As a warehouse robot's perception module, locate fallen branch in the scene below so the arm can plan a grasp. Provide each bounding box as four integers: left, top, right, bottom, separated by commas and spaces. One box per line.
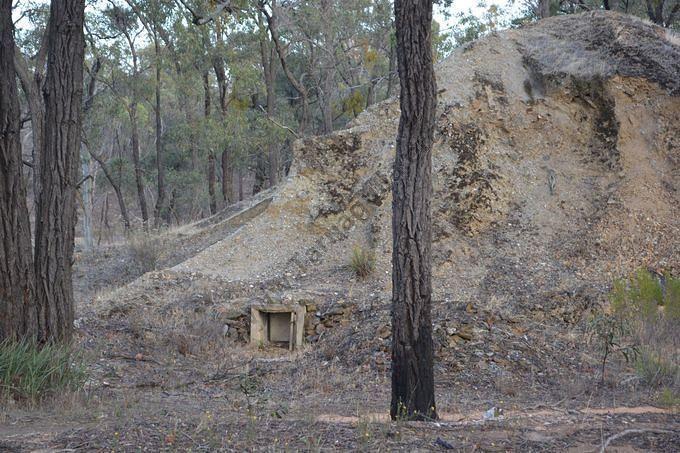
258, 105, 299, 138
104, 353, 161, 365
600, 428, 676, 453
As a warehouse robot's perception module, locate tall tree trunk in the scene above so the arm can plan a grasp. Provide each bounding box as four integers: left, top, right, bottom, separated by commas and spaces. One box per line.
261, 1, 310, 134
391, 0, 437, 421
538, 0, 550, 18
259, 11, 279, 187
152, 34, 167, 228
0, 0, 37, 341
80, 156, 94, 250
33, 0, 86, 342
129, 104, 149, 229
386, 37, 396, 98
213, 19, 235, 205
203, 70, 218, 215
221, 149, 234, 204
14, 36, 47, 206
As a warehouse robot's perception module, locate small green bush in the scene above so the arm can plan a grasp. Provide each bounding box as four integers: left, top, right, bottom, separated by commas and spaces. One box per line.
349, 246, 375, 279
0, 340, 85, 404
609, 269, 680, 391
128, 233, 162, 273
611, 269, 679, 320
657, 387, 680, 409
587, 313, 638, 383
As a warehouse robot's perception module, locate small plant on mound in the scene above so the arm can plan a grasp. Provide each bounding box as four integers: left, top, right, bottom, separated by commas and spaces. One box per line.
0, 340, 85, 404
127, 232, 162, 273
609, 269, 680, 390
587, 313, 638, 384
349, 246, 375, 278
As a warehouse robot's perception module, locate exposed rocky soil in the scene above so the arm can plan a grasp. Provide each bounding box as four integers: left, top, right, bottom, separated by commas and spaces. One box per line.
2, 11, 679, 452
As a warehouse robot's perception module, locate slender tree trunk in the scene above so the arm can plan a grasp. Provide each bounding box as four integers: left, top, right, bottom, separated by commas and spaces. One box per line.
0, 0, 37, 341
262, 1, 310, 134
152, 34, 167, 228
259, 11, 280, 187
386, 36, 396, 98
14, 37, 47, 205
221, 149, 234, 204
391, 0, 437, 421
128, 104, 149, 229
538, 0, 550, 18
87, 146, 130, 230
208, 151, 218, 214
203, 70, 218, 215
33, 0, 86, 342
213, 20, 235, 205
80, 157, 94, 250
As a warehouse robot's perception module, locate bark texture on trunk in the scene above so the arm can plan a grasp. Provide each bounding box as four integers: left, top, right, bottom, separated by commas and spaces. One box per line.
33, 0, 85, 342
0, 0, 37, 341
391, 0, 437, 421
539, 0, 551, 18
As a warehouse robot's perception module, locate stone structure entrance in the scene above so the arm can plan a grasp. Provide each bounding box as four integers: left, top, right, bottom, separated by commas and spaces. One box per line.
250, 304, 306, 350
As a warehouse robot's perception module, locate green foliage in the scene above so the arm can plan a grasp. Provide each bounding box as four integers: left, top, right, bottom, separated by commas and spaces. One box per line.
0, 340, 86, 404
657, 388, 680, 409
608, 269, 680, 390
349, 246, 375, 279
611, 269, 680, 320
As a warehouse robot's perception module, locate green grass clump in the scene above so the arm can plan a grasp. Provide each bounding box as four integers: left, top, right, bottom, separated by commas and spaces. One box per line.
349, 246, 375, 279
635, 348, 680, 388
0, 340, 86, 404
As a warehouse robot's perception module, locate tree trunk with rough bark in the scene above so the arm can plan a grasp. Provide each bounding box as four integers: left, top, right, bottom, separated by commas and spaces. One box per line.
0, 0, 37, 341
129, 104, 149, 229
33, 0, 86, 342
391, 0, 437, 421
14, 34, 47, 205
152, 33, 168, 228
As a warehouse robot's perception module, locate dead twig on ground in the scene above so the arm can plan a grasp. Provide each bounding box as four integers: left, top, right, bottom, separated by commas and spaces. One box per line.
104, 353, 162, 365
599, 428, 676, 453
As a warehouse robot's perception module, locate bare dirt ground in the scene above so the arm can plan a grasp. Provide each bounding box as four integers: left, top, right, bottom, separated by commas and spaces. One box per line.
2, 12, 679, 452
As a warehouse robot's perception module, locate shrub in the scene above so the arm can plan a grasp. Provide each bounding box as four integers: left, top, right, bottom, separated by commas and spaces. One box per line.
609, 269, 680, 390
587, 313, 638, 383
611, 269, 679, 320
635, 348, 680, 388
349, 246, 375, 278
0, 340, 86, 404
127, 232, 162, 273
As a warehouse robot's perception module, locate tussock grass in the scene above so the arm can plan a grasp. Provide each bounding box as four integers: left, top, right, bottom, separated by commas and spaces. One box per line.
127, 232, 163, 273
0, 340, 86, 404
349, 246, 375, 279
